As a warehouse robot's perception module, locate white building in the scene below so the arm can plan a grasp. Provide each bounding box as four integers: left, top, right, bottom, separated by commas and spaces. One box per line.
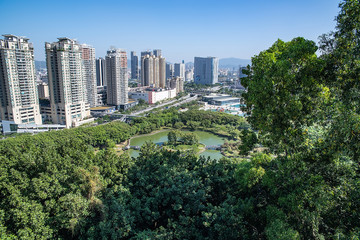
106, 49, 128, 107
194, 57, 219, 85
45, 37, 91, 128
130, 88, 176, 104
0, 34, 42, 124
185, 69, 194, 81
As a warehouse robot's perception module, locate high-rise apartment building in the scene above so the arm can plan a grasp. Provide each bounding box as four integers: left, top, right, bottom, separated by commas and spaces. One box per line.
141, 54, 153, 86
159, 57, 166, 88
194, 57, 219, 85
45, 37, 90, 128
174, 62, 185, 81
106, 49, 128, 106
141, 54, 166, 88
96, 57, 106, 86
0, 35, 42, 124
166, 63, 174, 80
38, 82, 49, 99
167, 77, 184, 93
82, 44, 97, 107
131, 51, 139, 80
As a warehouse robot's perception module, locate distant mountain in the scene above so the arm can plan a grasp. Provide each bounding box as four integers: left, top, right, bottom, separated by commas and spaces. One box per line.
219, 58, 251, 69
35, 60, 46, 70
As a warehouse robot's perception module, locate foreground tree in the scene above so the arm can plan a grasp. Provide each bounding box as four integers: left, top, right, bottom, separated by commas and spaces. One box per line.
241, 37, 328, 153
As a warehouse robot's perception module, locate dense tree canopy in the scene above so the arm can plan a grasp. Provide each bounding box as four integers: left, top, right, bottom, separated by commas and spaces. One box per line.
2, 0, 360, 239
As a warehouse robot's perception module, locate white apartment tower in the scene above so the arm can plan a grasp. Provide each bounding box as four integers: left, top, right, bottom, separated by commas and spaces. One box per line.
106, 49, 128, 106
45, 38, 90, 128
0, 34, 42, 124
82, 44, 97, 107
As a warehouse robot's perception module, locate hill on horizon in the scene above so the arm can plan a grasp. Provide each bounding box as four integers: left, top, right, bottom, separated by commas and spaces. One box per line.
219, 58, 251, 68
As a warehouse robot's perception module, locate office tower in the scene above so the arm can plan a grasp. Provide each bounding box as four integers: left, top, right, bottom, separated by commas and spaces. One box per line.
174, 62, 185, 81
45, 37, 90, 128
141, 50, 152, 57
96, 57, 106, 86
0, 34, 42, 124
82, 44, 97, 107
131, 51, 139, 80
106, 49, 128, 106
194, 57, 219, 85
159, 57, 166, 88
166, 63, 174, 80
153, 49, 162, 57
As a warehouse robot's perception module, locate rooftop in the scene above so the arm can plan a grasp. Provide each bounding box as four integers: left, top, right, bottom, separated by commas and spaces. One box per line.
213, 97, 240, 102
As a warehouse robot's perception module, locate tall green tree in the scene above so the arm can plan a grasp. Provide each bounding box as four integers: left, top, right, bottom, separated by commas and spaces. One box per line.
241, 37, 327, 153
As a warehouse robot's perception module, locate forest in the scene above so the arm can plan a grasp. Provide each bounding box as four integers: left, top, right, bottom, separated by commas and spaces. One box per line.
1, 0, 360, 239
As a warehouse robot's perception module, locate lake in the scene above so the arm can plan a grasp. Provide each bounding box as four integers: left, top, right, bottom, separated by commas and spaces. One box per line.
128, 130, 226, 160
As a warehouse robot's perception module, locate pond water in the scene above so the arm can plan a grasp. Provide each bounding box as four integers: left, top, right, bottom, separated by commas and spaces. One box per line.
128, 130, 226, 160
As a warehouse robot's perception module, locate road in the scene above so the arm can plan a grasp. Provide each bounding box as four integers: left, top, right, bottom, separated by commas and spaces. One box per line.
131, 94, 197, 116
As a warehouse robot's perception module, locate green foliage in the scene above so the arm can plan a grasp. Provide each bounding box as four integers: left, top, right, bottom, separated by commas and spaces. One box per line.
3, 2, 360, 238
239, 129, 258, 155
180, 132, 199, 145
173, 121, 184, 129
167, 130, 177, 145
241, 37, 327, 153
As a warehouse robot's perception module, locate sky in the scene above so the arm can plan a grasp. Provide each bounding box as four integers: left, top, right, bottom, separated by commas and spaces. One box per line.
0, 0, 341, 63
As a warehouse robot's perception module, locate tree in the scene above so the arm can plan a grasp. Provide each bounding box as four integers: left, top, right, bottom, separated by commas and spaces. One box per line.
241, 37, 327, 153
239, 129, 258, 155
180, 132, 199, 145
173, 121, 184, 129
167, 131, 177, 145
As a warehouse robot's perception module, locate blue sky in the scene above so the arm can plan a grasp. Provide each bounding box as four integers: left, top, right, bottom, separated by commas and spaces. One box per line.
0, 0, 340, 63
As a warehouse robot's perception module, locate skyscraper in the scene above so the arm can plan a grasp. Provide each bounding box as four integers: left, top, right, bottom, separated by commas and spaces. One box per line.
0, 34, 42, 124
45, 37, 90, 128
153, 49, 162, 57
96, 57, 106, 86
131, 51, 139, 80
106, 49, 128, 106
82, 44, 97, 108
194, 57, 219, 85
141, 50, 152, 57
174, 62, 185, 81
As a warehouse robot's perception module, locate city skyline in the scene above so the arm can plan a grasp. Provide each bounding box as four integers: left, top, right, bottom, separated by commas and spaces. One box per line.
0, 0, 340, 63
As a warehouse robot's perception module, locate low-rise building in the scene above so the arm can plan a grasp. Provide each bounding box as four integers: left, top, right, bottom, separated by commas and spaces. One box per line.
0, 120, 66, 135
130, 88, 176, 104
